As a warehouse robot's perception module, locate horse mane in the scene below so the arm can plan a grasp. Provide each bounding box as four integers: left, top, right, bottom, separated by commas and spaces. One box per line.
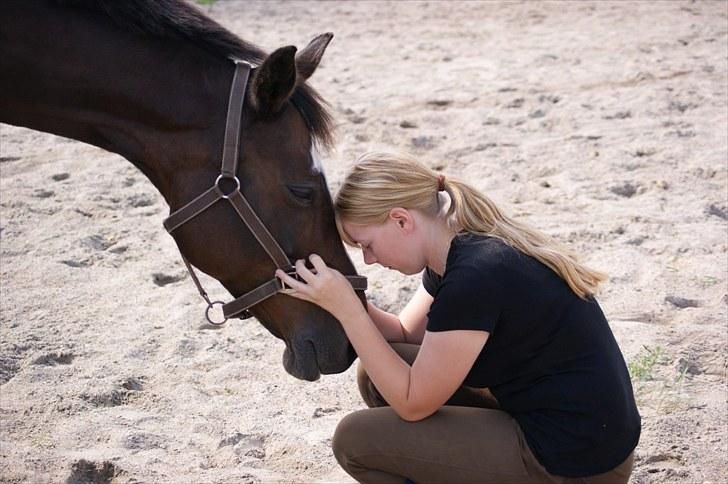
56, 0, 335, 149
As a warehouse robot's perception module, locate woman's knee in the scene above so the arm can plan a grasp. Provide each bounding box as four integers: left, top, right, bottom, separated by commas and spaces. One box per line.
357, 343, 420, 408
356, 361, 388, 408
332, 410, 368, 466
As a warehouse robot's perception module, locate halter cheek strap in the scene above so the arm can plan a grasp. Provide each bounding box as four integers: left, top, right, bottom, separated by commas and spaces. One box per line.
163, 60, 366, 325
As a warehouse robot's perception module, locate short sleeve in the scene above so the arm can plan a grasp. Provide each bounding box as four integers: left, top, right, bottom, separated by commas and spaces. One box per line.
426, 265, 502, 333
422, 267, 442, 296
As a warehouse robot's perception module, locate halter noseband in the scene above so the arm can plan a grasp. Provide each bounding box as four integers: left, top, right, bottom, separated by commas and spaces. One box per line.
163, 60, 367, 325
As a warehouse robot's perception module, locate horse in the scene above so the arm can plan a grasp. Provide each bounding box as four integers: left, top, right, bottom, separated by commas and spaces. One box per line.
0, 0, 366, 381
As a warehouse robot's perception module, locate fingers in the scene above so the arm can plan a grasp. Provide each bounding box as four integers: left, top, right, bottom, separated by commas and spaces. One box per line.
275, 269, 308, 293
276, 255, 336, 303
308, 254, 328, 272
309, 254, 343, 280
295, 258, 316, 283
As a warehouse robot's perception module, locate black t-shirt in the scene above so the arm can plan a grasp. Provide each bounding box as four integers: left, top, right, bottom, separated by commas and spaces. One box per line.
423, 233, 640, 477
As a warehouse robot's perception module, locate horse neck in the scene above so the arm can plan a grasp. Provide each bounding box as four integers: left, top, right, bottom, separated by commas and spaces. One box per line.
0, 1, 232, 200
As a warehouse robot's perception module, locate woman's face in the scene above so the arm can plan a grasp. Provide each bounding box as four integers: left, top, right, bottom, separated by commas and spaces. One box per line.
342, 217, 424, 275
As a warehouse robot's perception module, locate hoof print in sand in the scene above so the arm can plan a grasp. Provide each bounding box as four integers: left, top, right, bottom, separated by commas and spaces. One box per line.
52, 173, 70, 181
505, 98, 525, 109
127, 193, 156, 208
347, 114, 366, 124
664, 296, 699, 308
152, 272, 185, 287
312, 406, 340, 418
631, 147, 656, 158
676, 356, 703, 376
33, 189, 55, 198
426, 99, 452, 108
0, 356, 21, 385
61, 259, 91, 268
539, 94, 560, 104
218, 432, 266, 458
121, 376, 145, 391
65, 460, 121, 484
609, 182, 640, 198
705, 203, 727, 220
81, 389, 129, 408
124, 432, 166, 451
602, 110, 632, 120
411, 135, 436, 149
32, 352, 75, 366
81, 235, 116, 251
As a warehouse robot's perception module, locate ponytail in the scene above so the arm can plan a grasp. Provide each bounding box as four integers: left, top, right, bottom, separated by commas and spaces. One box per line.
335, 152, 606, 298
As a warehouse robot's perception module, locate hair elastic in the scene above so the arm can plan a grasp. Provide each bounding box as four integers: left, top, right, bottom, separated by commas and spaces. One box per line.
437, 174, 446, 191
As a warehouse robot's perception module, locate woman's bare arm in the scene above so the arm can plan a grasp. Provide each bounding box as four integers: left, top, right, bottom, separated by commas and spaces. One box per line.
398, 285, 433, 344
366, 284, 433, 344
277, 258, 488, 422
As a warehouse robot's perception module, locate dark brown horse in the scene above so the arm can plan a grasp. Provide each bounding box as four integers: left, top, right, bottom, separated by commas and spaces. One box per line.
0, 0, 364, 381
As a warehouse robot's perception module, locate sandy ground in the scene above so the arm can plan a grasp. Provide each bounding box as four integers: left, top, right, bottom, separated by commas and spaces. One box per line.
1, 1, 727, 483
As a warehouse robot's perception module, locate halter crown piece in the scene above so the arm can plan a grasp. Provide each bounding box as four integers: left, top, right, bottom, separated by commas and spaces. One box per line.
163, 59, 367, 325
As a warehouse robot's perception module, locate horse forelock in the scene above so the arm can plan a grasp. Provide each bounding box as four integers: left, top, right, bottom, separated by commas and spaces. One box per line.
54, 0, 335, 150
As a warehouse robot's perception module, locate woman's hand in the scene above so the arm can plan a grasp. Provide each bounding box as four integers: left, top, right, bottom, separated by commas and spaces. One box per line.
275, 254, 364, 322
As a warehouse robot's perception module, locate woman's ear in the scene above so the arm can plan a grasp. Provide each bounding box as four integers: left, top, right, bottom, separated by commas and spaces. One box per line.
389, 207, 411, 231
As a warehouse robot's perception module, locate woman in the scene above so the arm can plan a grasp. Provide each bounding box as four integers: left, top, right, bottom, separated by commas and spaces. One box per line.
276, 152, 640, 483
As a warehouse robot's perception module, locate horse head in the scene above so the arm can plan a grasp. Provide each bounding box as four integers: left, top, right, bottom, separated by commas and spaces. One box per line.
166, 34, 363, 381
0, 0, 360, 381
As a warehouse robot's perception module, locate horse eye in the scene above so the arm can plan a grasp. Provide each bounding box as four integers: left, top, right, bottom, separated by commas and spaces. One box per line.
286, 184, 315, 206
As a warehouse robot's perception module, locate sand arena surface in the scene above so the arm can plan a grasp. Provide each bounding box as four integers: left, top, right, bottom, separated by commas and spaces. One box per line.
1, 1, 726, 482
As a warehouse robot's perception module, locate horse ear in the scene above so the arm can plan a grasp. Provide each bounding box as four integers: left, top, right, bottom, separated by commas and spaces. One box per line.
295, 33, 333, 82
250, 45, 298, 117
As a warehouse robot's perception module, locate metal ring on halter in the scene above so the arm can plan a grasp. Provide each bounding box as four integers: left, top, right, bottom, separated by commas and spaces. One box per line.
214, 174, 241, 199
205, 300, 228, 325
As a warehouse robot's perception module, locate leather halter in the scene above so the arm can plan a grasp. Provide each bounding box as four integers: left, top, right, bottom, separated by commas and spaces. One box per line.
163, 60, 367, 325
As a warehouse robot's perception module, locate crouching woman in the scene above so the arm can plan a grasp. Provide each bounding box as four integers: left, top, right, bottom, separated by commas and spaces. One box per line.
276, 152, 640, 483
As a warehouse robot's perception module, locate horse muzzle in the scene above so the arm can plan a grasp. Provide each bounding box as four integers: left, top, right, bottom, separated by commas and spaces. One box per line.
282, 326, 356, 381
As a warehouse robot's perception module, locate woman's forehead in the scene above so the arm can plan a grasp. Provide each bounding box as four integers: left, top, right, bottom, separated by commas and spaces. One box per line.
341, 221, 379, 241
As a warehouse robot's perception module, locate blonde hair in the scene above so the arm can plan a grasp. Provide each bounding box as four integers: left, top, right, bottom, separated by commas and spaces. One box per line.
335, 152, 607, 299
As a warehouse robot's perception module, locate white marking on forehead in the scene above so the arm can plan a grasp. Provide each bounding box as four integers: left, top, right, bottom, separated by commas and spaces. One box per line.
310, 144, 325, 175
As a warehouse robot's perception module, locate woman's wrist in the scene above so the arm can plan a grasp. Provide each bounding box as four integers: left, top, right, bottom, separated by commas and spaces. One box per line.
334, 297, 370, 329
